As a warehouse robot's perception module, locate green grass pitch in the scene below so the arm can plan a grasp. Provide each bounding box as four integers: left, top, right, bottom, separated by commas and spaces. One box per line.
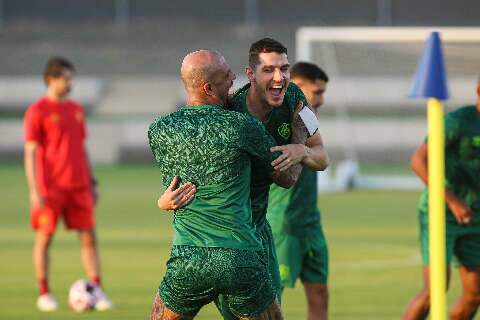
0, 164, 462, 319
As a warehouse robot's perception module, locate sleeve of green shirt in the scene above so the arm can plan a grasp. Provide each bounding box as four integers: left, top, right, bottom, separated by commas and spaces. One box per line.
147, 120, 164, 166
240, 115, 281, 173
289, 82, 309, 112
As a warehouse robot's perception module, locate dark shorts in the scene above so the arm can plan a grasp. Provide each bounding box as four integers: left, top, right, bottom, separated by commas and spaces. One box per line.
275, 225, 329, 288
214, 222, 281, 320
159, 245, 276, 318
420, 210, 480, 267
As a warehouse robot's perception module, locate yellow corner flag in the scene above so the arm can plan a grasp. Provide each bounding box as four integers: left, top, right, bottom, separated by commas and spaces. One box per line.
409, 32, 449, 320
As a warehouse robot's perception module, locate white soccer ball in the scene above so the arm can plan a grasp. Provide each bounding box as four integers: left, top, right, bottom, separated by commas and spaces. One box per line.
68, 279, 96, 312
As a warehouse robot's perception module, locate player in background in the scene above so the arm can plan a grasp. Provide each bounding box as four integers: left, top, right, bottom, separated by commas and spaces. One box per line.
403, 81, 480, 320
24, 57, 112, 312
148, 50, 301, 320
267, 62, 330, 320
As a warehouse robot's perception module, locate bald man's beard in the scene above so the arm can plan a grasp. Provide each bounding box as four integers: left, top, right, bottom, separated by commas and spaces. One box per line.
214, 89, 229, 107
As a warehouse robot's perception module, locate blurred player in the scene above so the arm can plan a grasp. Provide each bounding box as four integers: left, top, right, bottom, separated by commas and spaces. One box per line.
267, 62, 330, 320
148, 50, 298, 320
23, 57, 111, 311
403, 81, 480, 320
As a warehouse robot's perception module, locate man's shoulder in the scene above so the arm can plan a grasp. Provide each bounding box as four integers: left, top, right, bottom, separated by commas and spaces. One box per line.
26, 97, 48, 112
447, 105, 476, 123
66, 99, 84, 111
25, 98, 50, 121
148, 112, 174, 133
228, 83, 250, 112
285, 82, 304, 100
282, 82, 306, 111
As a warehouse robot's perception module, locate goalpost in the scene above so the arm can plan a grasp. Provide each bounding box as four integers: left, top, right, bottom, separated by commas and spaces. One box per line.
296, 27, 480, 191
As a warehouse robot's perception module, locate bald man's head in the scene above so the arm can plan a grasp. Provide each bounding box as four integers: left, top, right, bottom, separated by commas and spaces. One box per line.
181, 50, 222, 90
180, 50, 235, 107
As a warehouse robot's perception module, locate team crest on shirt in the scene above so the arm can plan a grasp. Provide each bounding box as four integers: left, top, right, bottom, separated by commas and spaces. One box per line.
473, 136, 480, 147
279, 264, 290, 281
48, 113, 60, 122
75, 111, 84, 123
278, 123, 291, 140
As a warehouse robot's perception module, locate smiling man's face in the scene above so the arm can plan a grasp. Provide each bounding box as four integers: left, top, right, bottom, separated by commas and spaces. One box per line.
248, 52, 290, 108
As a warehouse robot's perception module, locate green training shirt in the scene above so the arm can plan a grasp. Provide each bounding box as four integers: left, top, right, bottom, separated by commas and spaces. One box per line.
419, 105, 480, 223
267, 167, 320, 235
227, 82, 308, 227
148, 104, 279, 249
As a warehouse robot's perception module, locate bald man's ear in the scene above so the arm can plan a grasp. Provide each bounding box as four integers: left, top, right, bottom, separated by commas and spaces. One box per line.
203, 83, 214, 96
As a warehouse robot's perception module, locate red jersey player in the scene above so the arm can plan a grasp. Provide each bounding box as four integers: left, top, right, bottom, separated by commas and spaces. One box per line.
23, 57, 112, 312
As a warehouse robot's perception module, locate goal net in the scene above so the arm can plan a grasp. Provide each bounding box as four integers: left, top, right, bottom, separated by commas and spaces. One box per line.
296, 27, 480, 192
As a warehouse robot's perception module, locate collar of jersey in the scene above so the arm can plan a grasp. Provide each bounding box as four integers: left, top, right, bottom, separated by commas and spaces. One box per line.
181, 104, 219, 110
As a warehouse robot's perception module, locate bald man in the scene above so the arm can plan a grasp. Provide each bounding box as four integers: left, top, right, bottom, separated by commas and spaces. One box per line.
148, 51, 291, 319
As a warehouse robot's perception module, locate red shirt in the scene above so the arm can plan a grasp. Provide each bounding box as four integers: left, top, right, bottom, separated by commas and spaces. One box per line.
24, 97, 91, 194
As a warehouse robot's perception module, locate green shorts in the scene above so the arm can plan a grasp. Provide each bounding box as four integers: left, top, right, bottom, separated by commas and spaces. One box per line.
419, 210, 480, 267
159, 245, 275, 318
214, 221, 280, 320
274, 224, 328, 288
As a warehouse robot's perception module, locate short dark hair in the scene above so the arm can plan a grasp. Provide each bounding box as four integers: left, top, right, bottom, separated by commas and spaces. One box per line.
290, 62, 329, 82
43, 56, 75, 83
249, 38, 287, 68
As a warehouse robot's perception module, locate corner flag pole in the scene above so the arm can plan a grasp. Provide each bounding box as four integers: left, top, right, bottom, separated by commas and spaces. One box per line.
410, 31, 449, 320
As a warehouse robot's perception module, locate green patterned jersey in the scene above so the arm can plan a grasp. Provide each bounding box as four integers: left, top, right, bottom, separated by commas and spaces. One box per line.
148, 104, 279, 249
419, 106, 480, 223
227, 82, 308, 227
267, 167, 320, 235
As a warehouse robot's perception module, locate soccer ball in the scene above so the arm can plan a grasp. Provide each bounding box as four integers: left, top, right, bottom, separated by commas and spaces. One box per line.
68, 279, 96, 312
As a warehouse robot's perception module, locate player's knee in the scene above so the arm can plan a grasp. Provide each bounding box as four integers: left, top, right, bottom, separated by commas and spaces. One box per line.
463, 291, 480, 308
449, 295, 480, 320
255, 300, 283, 320
150, 293, 191, 320
79, 230, 97, 247
418, 288, 431, 308
35, 232, 53, 249
305, 283, 328, 303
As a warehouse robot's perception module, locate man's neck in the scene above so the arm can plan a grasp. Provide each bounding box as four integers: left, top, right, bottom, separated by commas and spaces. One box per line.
186, 96, 219, 107
246, 85, 273, 122
46, 90, 66, 102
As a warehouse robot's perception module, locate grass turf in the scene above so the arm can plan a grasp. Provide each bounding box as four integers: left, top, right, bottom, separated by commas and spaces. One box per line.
0, 164, 463, 319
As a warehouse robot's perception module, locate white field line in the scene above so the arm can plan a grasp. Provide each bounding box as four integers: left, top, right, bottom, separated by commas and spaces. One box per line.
335, 253, 421, 270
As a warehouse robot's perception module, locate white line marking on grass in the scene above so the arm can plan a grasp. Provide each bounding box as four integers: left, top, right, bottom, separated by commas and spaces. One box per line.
336, 253, 421, 270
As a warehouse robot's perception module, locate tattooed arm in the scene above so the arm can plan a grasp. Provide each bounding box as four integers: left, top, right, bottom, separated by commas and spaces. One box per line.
271, 101, 329, 172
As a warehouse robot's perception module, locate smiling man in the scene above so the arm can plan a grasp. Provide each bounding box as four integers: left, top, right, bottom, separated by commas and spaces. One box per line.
216, 38, 329, 319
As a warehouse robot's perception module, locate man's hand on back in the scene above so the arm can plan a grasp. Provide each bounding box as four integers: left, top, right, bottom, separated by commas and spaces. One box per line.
158, 176, 196, 211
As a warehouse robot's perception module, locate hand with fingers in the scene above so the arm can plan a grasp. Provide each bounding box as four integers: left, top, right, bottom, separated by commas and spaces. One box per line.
270, 144, 307, 172
448, 196, 473, 225
29, 189, 44, 210
157, 176, 196, 211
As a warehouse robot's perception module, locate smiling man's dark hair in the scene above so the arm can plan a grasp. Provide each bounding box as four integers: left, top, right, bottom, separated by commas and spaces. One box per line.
249, 38, 287, 69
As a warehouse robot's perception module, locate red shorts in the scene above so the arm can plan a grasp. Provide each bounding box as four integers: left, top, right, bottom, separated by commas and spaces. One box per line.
31, 188, 95, 234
